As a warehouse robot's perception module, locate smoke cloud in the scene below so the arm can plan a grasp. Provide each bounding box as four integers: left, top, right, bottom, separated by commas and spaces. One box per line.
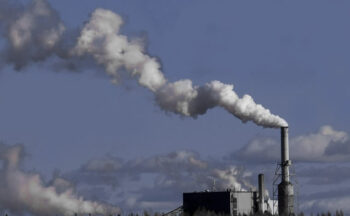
0, 0, 65, 69
66, 150, 254, 211
0, 144, 120, 216
155, 79, 287, 127
74, 150, 253, 191
72, 8, 287, 128
0, 0, 287, 128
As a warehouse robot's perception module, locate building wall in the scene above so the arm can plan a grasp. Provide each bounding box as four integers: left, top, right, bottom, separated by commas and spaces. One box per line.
231, 192, 254, 216
183, 191, 256, 216
183, 191, 231, 215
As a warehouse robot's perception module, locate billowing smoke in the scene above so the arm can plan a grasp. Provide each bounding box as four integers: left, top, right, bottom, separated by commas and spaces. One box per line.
72, 8, 287, 128
0, 0, 287, 128
72, 8, 166, 92
155, 79, 287, 127
0, 0, 65, 69
0, 144, 121, 216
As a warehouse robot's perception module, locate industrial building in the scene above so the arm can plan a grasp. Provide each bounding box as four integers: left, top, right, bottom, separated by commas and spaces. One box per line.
183, 174, 271, 216
181, 127, 294, 216
183, 191, 250, 215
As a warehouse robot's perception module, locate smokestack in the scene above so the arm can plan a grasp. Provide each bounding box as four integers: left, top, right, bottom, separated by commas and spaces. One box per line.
258, 173, 265, 213
281, 127, 290, 182
278, 127, 294, 216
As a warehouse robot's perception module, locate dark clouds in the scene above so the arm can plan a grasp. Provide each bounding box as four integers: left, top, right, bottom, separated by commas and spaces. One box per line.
63, 150, 253, 211
78, 150, 252, 191
298, 165, 350, 185
69, 146, 350, 214
296, 164, 350, 213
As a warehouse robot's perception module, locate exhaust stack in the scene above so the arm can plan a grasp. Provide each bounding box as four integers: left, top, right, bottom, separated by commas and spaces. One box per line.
258, 174, 265, 213
281, 126, 290, 182
278, 127, 294, 216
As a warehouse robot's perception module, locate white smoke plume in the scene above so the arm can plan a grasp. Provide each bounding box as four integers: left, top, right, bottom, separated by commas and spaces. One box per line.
0, 0, 65, 69
0, 144, 121, 216
0, 0, 287, 128
72, 8, 287, 128
72, 8, 166, 92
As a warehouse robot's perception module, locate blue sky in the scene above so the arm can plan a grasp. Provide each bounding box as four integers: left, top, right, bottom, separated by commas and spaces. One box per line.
0, 0, 350, 215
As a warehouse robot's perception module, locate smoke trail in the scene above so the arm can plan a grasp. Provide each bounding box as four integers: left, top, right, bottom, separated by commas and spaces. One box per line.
72, 9, 287, 128
0, 0, 287, 128
72, 8, 166, 92
0, 144, 121, 216
155, 79, 287, 127
0, 0, 65, 69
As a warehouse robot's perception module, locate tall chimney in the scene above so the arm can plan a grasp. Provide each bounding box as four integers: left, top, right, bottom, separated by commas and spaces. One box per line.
278, 127, 294, 216
258, 173, 265, 213
281, 127, 290, 182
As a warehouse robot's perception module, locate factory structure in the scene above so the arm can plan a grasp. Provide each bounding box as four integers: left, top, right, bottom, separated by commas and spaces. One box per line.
183, 174, 271, 216
180, 127, 295, 216
278, 127, 294, 216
